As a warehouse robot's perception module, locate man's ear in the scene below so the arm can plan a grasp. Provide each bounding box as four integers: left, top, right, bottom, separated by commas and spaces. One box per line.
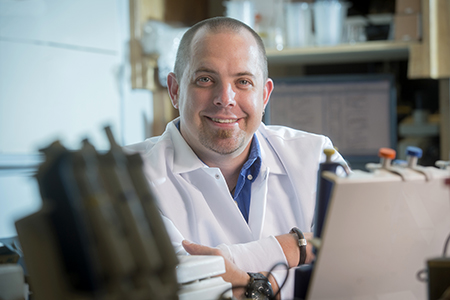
167, 72, 180, 109
263, 78, 274, 110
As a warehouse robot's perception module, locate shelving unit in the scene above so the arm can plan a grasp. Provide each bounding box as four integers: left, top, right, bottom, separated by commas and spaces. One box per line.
266, 40, 416, 65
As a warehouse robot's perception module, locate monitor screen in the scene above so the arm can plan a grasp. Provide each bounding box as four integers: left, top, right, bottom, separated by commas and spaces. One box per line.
265, 74, 397, 170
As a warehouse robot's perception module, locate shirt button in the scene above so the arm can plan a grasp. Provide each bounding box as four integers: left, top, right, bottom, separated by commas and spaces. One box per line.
215, 174, 220, 179
247, 174, 253, 180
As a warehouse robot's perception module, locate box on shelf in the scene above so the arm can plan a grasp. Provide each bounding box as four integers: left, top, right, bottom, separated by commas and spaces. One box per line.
394, 13, 421, 41
396, 0, 421, 14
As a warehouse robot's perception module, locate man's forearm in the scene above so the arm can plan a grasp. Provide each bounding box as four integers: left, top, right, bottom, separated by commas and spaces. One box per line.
217, 232, 314, 271
181, 232, 314, 299
275, 231, 315, 267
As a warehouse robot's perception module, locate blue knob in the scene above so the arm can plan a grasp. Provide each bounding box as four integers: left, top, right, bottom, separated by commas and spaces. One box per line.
406, 146, 423, 158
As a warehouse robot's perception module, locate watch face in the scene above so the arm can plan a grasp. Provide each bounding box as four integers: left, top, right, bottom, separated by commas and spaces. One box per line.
255, 283, 272, 299
257, 282, 272, 295
246, 273, 274, 300
248, 288, 270, 300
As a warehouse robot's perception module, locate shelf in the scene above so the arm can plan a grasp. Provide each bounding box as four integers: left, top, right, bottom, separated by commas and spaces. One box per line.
266, 40, 420, 65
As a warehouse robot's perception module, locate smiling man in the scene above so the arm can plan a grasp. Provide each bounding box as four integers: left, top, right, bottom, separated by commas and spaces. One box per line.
167, 21, 272, 195
127, 17, 346, 300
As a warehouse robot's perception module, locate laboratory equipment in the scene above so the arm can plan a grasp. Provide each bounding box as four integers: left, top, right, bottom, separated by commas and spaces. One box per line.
343, 14, 394, 44
313, 148, 350, 243
252, 0, 286, 50
298, 146, 450, 300
0, 264, 25, 300
397, 93, 440, 165
177, 255, 232, 300
425, 256, 450, 300
342, 16, 367, 44
295, 148, 349, 299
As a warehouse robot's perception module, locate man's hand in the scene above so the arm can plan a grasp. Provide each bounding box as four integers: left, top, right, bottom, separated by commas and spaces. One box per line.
182, 240, 250, 298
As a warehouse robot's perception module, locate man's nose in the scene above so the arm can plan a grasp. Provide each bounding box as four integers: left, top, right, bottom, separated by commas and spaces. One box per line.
214, 83, 236, 107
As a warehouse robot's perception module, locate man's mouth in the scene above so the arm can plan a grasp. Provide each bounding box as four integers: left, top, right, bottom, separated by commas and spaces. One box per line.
210, 117, 238, 124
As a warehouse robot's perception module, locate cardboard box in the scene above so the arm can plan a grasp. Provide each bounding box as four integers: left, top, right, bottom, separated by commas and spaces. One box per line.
394, 13, 421, 41
396, 0, 421, 14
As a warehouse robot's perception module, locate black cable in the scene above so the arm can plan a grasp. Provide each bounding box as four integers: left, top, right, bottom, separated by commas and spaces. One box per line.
267, 262, 289, 300
442, 231, 450, 257
416, 268, 428, 282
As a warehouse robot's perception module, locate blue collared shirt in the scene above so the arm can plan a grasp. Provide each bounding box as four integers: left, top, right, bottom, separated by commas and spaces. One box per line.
232, 135, 261, 223
176, 120, 261, 223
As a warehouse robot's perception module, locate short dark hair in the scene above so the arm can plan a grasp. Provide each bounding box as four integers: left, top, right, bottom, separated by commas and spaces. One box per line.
173, 17, 268, 81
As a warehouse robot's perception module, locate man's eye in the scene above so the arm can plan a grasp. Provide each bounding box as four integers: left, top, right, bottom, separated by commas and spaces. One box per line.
239, 79, 251, 86
197, 77, 211, 83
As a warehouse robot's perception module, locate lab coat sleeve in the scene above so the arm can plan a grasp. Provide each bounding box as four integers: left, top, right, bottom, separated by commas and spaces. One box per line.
161, 215, 188, 255
216, 235, 288, 272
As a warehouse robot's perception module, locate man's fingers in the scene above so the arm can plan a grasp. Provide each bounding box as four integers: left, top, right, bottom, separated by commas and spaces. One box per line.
182, 240, 219, 256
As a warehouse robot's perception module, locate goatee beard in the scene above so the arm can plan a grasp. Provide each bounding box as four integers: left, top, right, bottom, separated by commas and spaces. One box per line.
199, 127, 246, 155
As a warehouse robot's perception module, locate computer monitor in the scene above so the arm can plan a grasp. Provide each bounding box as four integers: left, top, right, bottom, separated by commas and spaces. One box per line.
265, 74, 397, 170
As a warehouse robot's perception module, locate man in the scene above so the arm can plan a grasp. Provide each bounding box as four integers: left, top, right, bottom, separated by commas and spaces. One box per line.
127, 16, 346, 299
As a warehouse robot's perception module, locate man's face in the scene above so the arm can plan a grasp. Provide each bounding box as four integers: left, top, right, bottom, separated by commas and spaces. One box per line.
168, 28, 273, 161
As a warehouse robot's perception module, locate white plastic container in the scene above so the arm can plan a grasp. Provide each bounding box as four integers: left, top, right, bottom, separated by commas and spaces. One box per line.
285, 2, 312, 48
313, 0, 350, 46
224, 0, 255, 29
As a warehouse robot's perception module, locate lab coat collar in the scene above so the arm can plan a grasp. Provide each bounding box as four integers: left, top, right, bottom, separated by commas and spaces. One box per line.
256, 123, 287, 176
165, 118, 207, 174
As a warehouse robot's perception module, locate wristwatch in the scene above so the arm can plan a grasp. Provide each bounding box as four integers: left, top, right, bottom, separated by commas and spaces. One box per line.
245, 272, 274, 300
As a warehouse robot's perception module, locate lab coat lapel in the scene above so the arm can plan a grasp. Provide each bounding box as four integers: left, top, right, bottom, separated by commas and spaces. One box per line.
248, 165, 269, 240
248, 127, 287, 239
183, 168, 254, 243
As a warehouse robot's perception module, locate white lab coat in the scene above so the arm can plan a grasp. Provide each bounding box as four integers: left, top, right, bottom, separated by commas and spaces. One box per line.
126, 118, 345, 299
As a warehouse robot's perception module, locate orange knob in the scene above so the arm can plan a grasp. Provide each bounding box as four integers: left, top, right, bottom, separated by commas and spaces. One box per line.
378, 147, 396, 159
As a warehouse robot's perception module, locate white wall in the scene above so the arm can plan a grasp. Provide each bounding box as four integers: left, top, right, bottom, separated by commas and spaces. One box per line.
0, 0, 154, 238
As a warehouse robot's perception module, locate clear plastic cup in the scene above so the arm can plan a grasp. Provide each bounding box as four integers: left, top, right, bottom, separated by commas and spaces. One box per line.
224, 1, 255, 29
313, 0, 350, 46
284, 2, 312, 48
